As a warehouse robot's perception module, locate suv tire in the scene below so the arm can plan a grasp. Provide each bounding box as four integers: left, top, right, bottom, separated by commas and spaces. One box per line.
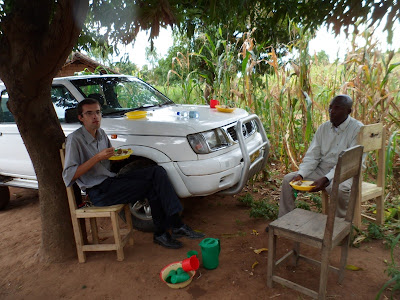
0, 186, 10, 210
129, 199, 155, 232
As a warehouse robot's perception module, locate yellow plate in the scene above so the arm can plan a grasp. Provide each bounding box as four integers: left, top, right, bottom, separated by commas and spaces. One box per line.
160, 261, 195, 289
125, 111, 147, 119
109, 149, 133, 161
215, 105, 235, 113
289, 180, 316, 191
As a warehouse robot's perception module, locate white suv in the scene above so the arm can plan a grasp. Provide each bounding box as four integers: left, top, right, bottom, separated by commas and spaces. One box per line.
0, 74, 269, 230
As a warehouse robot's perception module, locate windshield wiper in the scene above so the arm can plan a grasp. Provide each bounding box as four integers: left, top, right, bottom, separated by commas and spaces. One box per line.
102, 105, 157, 116
102, 109, 132, 116
160, 100, 175, 106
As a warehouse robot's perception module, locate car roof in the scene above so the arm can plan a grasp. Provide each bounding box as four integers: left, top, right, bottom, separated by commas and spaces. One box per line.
53, 74, 133, 82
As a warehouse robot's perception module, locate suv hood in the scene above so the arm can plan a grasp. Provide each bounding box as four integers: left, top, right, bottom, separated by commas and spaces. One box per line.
101, 104, 249, 136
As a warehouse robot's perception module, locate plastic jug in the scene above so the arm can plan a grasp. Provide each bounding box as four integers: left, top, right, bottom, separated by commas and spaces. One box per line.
199, 238, 220, 270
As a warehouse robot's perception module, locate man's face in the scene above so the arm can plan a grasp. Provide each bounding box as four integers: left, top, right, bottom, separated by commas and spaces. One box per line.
329, 98, 351, 127
78, 103, 102, 132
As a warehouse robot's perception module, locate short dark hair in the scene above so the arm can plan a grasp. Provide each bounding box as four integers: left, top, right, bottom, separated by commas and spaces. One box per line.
331, 94, 353, 110
77, 98, 100, 115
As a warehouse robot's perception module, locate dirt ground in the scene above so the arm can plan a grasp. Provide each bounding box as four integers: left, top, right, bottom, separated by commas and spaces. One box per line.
0, 186, 398, 300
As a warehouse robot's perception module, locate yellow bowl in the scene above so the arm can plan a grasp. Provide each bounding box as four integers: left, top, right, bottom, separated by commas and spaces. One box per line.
109, 149, 133, 161
125, 111, 147, 119
289, 180, 316, 191
160, 262, 195, 289
215, 105, 235, 113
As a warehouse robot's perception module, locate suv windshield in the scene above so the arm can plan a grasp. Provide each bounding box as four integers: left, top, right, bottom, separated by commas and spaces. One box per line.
71, 76, 174, 116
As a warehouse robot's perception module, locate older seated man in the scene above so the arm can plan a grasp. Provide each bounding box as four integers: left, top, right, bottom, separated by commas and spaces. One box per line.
268, 95, 363, 232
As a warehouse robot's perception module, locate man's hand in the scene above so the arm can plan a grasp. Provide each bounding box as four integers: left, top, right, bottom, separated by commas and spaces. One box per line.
96, 147, 115, 161
290, 174, 303, 183
310, 177, 329, 192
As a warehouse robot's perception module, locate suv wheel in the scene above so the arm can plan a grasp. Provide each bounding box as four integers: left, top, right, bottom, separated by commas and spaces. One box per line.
129, 199, 155, 232
0, 186, 10, 210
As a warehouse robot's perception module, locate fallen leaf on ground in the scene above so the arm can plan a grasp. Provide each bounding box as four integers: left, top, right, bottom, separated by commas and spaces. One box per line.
251, 229, 259, 236
252, 261, 259, 269
346, 264, 363, 271
254, 248, 268, 254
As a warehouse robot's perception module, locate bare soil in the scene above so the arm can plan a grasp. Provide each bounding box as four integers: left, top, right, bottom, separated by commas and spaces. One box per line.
0, 186, 398, 300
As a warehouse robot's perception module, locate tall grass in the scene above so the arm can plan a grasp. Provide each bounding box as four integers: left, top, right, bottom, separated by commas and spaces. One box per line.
163, 25, 399, 184
159, 26, 400, 296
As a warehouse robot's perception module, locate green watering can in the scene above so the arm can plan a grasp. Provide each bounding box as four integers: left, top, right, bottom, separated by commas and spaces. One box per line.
199, 238, 220, 270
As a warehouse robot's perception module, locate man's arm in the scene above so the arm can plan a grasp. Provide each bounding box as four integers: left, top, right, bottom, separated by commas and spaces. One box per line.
62, 131, 115, 187
297, 126, 324, 179
71, 147, 115, 181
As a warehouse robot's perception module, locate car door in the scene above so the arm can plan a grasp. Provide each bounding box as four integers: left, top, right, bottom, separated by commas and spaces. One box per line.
0, 86, 80, 178
0, 90, 35, 177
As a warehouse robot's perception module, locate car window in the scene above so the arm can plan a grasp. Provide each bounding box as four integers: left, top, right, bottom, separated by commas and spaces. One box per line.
70, 77, 173, 116
51, 85, 78, 123
0, 90, 15, 123
0, 86, 78, 124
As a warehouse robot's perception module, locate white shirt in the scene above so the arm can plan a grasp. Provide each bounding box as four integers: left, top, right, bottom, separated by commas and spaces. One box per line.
298, 116, 363, 181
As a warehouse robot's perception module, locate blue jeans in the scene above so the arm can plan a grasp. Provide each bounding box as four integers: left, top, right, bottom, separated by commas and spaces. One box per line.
87, 165, 183, 232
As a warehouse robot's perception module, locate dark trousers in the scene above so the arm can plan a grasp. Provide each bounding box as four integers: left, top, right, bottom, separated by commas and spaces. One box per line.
87, 165, 183, 232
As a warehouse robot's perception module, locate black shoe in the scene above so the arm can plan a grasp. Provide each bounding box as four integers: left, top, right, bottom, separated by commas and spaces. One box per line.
265, 226, 269, 233
172, 224, 205, 239
153, 232, 183, 249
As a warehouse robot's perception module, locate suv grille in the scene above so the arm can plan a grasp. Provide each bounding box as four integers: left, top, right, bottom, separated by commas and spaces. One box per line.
225, 120, 256, 142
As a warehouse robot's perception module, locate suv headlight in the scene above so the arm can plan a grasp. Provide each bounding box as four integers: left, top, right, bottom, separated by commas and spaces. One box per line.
188, 128, 232, 154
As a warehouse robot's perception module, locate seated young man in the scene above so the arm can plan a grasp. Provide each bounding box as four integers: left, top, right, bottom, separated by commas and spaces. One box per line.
62, 98, 204, 249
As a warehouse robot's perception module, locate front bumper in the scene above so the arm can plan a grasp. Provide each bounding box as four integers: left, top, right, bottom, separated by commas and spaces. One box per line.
174, 115, 270, 197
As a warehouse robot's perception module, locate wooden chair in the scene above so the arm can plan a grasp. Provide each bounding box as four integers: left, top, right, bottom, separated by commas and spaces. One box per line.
322, 123, 385, 228
60, 144, 134, 263
267, 145, 363, 299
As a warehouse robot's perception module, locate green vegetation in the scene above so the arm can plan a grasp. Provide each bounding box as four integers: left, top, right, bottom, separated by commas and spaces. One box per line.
156, 25, 399, 174
143, 25, 400, 297
238, 193, 279, 220
376, 233, 400, 300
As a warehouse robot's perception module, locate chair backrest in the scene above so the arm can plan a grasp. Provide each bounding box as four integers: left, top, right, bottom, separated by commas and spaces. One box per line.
357, 123, 385, 187
60, 143, 81, 212
324, 145, 364, 244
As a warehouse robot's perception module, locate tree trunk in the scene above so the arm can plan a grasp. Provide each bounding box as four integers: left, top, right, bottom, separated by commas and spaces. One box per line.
0, 0, 89, 262
8, 86, 76, 261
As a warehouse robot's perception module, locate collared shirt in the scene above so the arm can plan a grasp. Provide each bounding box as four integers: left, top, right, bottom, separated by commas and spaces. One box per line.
298, 116, 363, 181
62, 126, 116, 191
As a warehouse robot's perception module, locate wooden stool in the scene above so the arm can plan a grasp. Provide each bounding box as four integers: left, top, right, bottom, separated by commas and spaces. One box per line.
61, 144, 134, 263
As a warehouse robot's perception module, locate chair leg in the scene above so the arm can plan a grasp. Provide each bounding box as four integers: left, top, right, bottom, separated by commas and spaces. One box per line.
90, 218, 99, 244
376, 195, 384, 225
111, 211, 124, 261
318, 247, 330, 299
292, 242, 300, 266
80, 219, 88, 244
267, 228, 276, 288
321, 190, 329, 215
71, 215, 86, 263
353, 196, 362, 229
338, 235, 350, 284
124, 204, 134, 245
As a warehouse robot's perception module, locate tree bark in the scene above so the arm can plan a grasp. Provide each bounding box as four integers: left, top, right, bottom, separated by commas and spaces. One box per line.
0, 0, 89, 262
